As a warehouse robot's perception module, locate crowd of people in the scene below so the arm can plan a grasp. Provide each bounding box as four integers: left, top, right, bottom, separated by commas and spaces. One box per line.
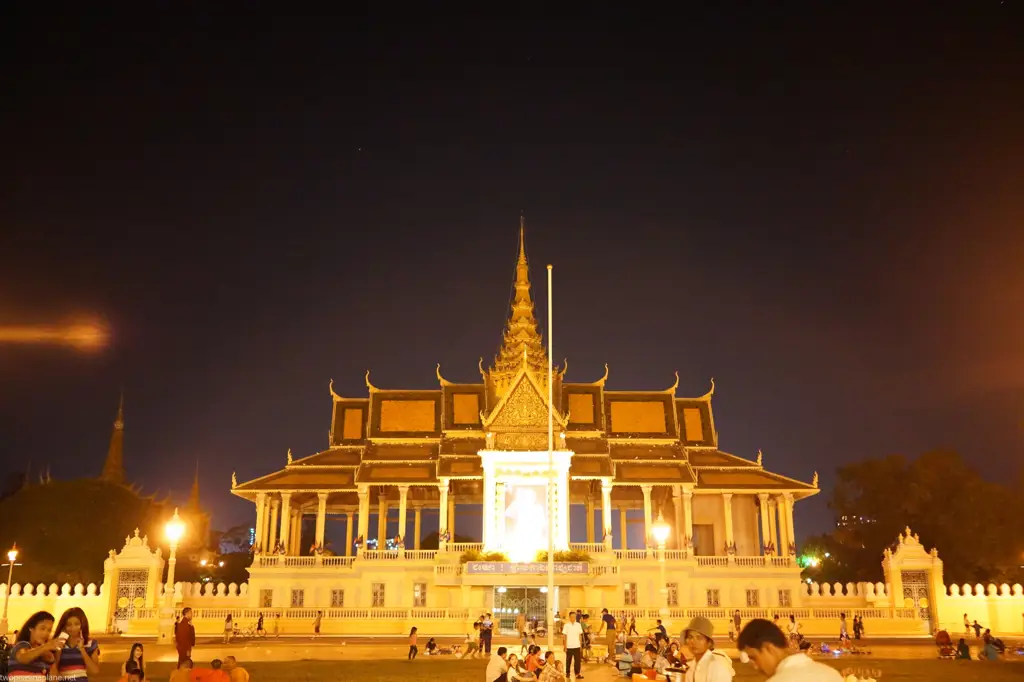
0, 606, 250, 681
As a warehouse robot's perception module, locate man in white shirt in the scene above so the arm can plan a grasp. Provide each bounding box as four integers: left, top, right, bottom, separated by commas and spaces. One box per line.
561, 611, 585, 679
737, 619, 843, 681
485, 646, 509, 682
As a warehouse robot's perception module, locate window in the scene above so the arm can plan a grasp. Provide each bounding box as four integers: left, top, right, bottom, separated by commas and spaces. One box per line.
331, 589, 345, 608
745, 589, 760, 607
260, 589, 273, 608
413, 583, 427, 608
290, 589, 304, 608
706, 589, 720, 607
666, 583, 679, 607
777, 589, 791, 607
372, 583, 386, 607
624, 583, 637, 606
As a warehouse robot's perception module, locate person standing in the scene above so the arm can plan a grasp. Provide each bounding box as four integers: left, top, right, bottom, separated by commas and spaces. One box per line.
174, 607, 196, 666
481, 613, 494, 654
53, 607, 101, 680
223, 614, 233, 644
562, 610, 584, 680
312, 611, 322, 640
598, 608, 617, 664
738, 618, 842, 681
408, 627, 419, 660
963, 613, 970, 637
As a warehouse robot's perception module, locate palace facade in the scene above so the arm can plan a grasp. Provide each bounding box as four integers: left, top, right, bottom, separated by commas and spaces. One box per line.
232, 226, 818, 631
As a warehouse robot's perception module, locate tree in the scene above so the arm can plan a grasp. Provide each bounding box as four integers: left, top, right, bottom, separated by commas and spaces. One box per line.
813, 450, 1024, 585
0, 479, 173, 585
218, 525, 253, 554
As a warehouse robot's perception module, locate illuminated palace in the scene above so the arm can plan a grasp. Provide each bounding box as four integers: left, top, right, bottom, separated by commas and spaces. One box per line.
233, 227, 818, 631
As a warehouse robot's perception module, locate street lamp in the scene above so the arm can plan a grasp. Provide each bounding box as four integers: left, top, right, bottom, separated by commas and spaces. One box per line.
0, 544, 20, 635
158, 509, 186, 643
651, 512, 672, 625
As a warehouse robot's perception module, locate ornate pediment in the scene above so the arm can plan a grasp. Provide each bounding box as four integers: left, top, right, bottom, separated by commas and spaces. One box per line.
482, 366, 567, 450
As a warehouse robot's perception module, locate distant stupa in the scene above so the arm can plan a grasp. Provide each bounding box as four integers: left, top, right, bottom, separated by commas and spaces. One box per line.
100, 391, 126, 485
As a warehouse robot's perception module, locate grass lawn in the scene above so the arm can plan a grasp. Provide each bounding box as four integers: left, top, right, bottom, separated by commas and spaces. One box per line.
94, 656, 1024, 681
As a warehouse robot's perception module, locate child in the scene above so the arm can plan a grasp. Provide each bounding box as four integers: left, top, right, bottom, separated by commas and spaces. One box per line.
408, 627, 418, 660
520, 628, 529, 655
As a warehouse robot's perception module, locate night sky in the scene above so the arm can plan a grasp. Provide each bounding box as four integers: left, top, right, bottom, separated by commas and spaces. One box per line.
3, 8, 1022, 546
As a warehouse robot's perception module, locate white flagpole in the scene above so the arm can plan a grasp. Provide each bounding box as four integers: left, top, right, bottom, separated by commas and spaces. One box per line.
546, 263, 555, 652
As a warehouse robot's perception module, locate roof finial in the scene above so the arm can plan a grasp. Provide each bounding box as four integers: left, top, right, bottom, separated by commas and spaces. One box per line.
100, 391, 126, 485
756, 449, 763, 466
490, 216, 547, 397
812, 471, 819, 488
287, 448, 293, 465
231, 471, 238, 488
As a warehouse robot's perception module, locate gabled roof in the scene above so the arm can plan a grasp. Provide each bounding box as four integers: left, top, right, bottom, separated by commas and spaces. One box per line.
437, 456, 484, 478
609, 443, 685, 461
695, 468, 817, 494
291, 448, 362, 467
483, 363, 567, 431
356, 462, 438, 484
232, 467, 356, 494
687, 449, 759, 468
615, 462, 696, 485
569, 456, 614, 479
363, 443, 438, 461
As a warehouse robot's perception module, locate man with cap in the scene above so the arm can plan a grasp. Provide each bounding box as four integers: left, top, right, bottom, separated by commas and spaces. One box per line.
681, 616, 735, 682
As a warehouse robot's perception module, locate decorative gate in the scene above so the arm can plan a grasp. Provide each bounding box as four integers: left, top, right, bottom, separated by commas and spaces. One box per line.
114, 568, 150, 622
494, 587, 548, 635
901, 570, 932, 629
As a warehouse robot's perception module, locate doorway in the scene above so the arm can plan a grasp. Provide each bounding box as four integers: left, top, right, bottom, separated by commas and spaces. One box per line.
493, 587, 549, 635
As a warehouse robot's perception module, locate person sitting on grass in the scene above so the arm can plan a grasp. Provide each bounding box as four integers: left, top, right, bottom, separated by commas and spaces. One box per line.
485, 646, 508, 682
223, 655, 250, 682
538, 654, 565, 682
737, 618, 842, 681
425, 637, 437, 655
956, 638, 971, 660
168, 658, 192, 682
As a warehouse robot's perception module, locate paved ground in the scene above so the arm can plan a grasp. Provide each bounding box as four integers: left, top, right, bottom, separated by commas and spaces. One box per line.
87, 635, 1024, 680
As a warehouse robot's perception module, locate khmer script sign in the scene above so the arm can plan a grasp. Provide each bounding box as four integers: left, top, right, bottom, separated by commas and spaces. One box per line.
465, 562, 589, 575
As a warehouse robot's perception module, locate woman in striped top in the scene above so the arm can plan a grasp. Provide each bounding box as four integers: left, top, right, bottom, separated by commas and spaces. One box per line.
8, 610, 61, 681
53, 607, 101, 679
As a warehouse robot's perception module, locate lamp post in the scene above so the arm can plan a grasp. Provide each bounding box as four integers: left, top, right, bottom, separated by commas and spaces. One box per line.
0, 544, 20, 635
158, 509, 186, 643
651, 512, 672, 626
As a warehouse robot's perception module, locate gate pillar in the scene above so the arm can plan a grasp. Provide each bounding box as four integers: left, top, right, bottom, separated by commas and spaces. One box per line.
106, 529, 166, 633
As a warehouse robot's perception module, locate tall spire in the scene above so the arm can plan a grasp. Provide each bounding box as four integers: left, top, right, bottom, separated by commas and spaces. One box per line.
187, 461, 200, 509
100, 391, 126, 485
488, 216, 548, 398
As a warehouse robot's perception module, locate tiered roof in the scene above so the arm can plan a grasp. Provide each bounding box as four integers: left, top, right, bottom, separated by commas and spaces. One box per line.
233, 223, 817, 502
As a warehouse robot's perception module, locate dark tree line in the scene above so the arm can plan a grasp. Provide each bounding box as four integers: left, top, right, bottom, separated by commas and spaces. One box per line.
802, 450, 1024, 586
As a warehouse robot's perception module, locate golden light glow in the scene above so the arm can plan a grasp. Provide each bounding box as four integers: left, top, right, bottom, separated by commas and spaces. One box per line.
0, 322, 109, 350
505, 485, 547, 562
651, 512, 671, 546
7, 545, 18, 562
165, 508, 186, 544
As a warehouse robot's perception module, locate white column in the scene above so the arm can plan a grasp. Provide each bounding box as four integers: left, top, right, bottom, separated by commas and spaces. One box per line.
722, 493, 734, 557
558, 475, 571, 549
357, 486, 370, 542
482, 475, 495, 549
601, 481, 613, 549
449, 495, 456, 536
377, 492, 388, 547
290, 512, 300, 554
268, 498, 280, 551
315, 493, 328, 547
494, 481, 505, 549
254, 493, 267, 552
672, 485, 684, 549
682, 489, 694, 550
438, 479, 450, 537
345, 511, 354, 556
585, 495, 595, 544
619, 506, 628, 550
771, 497, 783, 556
279, 492, 292, 553
758, 493, 772, 554
783, 493, 796, 555
641, 485, 654, 547
413, 506, 422, 550
398, 485, 409, 546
